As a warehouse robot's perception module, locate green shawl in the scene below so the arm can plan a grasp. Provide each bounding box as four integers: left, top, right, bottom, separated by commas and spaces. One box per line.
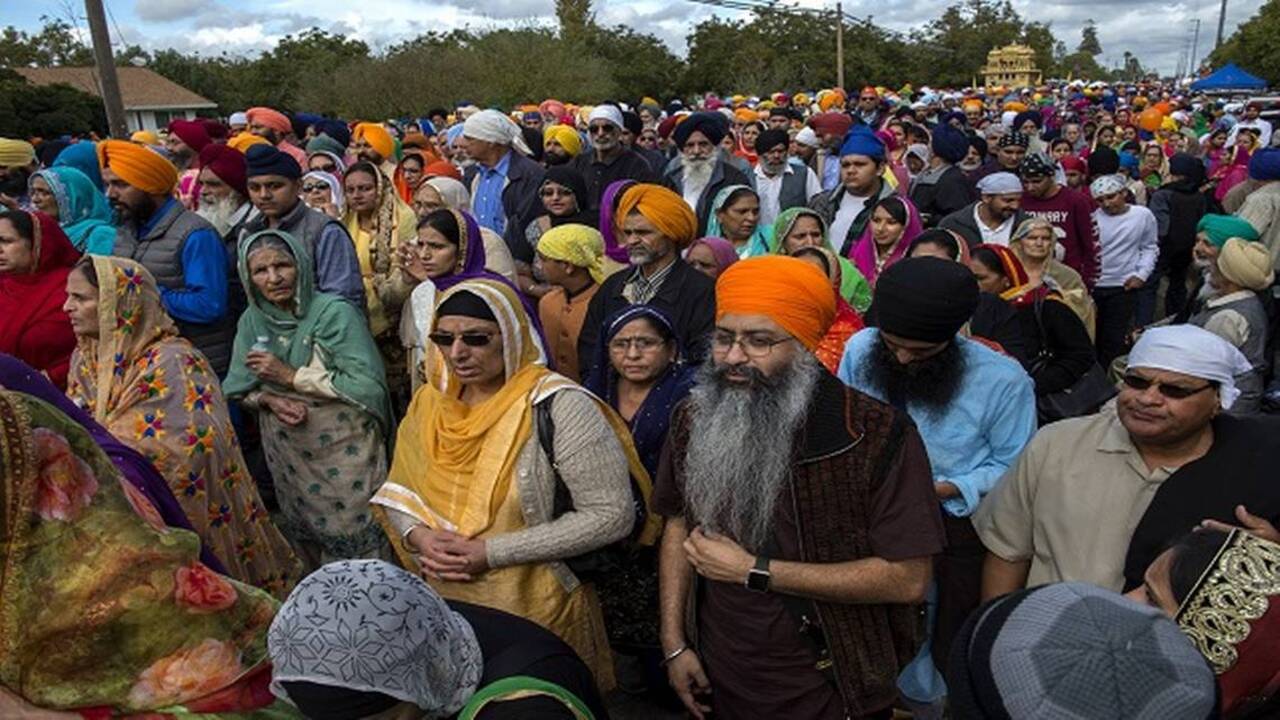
223, 229, 393, 436
769, 207, 873, 313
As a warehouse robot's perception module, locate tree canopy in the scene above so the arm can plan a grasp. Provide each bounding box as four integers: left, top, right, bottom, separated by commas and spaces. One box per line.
1209, 0, 1280, 84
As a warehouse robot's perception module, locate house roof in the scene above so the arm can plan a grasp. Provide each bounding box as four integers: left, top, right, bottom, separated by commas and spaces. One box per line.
13, 66, 217, 110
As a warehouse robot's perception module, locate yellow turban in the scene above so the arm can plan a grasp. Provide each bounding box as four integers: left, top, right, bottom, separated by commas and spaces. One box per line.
543, 125, 582, 157
97, 139, 178, 195
1218, 239, 1275, 291
715, 256, 836, 351
818, 89, 847, 112
130, 130, 159, 145
0, 138, 35, 167
615, 184, 697, 249
228, 133, 269, 153
353, 123, 395, 160
734, 108, 759, 124
537, 223, 604, 283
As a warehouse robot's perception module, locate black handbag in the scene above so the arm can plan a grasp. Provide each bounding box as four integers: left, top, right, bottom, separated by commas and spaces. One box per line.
1027, 298, 1117, 423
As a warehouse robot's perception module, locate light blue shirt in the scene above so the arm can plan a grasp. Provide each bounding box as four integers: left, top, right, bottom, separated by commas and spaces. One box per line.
837, 330, 1037, 517
472, 150, 512, 236
821, 151, 841, 191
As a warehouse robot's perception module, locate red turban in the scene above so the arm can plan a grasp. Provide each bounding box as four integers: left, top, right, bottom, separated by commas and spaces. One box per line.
1059, 154, 1085, 173
200, 118, 229, 141
615, 184, 697, 249
97, 140, 178, 195
424, 160, 462, 182
167, 119, 211, 153
245, 107, 292, 135
809, 112, 853, 138
197, 144, 248, 198
715, 256, 837, 351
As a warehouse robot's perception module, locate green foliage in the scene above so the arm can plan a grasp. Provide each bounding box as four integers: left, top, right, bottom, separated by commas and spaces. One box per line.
902, 0, 1058, 86
0, 68, 105, 136
1210, 0, 1280, 84
0, 17, 93, 68
1078, 20, 1102, 56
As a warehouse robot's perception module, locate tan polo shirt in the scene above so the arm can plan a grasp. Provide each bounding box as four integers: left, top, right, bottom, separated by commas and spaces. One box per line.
972, 408, 1172, 592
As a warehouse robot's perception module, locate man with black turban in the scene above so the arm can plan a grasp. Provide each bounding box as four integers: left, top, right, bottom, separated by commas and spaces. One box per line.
753, 128, 821, 228
660, 111, 751, 234
838, 257, 1037, 711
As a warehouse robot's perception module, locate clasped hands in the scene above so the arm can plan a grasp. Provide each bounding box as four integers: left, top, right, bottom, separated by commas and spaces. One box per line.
407, 525, 489, 581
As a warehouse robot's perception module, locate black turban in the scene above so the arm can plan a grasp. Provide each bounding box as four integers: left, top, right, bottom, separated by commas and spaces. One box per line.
931, 124, 970, 164
245, 143, 301, 180
673, 112, 728, 148
755, 129, 790, 155
872, 257, 979, 343
1087, 146, 1120, 176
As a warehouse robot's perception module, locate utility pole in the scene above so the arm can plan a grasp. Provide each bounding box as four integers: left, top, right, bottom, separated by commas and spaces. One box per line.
84, 0, 128, 138
1189, 19, 1201, 77
1215, 0, 1228, 48
835, 1, 844, 90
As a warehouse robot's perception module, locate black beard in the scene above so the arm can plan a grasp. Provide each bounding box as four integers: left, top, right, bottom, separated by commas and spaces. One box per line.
859, 336, 966, 415
112, 195, 158, 226
0, 168, 30, 197
544, 152, 572, 167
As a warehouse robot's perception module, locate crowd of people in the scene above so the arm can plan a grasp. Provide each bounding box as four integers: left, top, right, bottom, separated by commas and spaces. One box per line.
1, 77, 1279, 719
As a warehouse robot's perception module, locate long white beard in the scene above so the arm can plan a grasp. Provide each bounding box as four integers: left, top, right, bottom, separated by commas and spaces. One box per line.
682, 155, 715, 198
197, 195, 243, 237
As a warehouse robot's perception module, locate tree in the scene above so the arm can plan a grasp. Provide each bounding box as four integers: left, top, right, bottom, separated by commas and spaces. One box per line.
0, 68, 105, 136
556, 0, 594, 44
1210, 0, 1280, 84
1078, 19, 1102, 56
0, 17, 93, 68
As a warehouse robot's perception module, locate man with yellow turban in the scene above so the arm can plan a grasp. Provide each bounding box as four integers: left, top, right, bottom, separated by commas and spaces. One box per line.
536, 223, 604, 381
577, 183, 715, 376
542, 124, 582, 166
0, 138, 38, 211
246, 106, 307, 168
98, 139, 237, 375
352, 122, 398, 179
651, 254, 944, 720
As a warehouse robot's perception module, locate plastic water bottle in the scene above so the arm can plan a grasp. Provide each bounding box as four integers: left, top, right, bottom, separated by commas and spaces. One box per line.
251, 335, 271, 353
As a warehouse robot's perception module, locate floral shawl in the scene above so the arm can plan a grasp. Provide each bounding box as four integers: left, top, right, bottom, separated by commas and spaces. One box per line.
30, 166, 116, 254
0, 390, 281, 715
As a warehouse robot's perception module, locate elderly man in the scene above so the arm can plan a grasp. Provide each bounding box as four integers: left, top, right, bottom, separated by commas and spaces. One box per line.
975, 325, 1280, 600
660, 112, 750, 234
571, 104, 656, 211
195, 143, 254, 243
99, 139, 235, 375
461, 109, 545, 264
1090, 173, 1158, 366
754, 128, 822, 229
808, 111, 854, 192
351, 122, 398, 180
838, 257, 1036, 699
854, 87, 886, 128
656, 255, 944, 720
939, 172, 1027, 248
577, 184, 715, 376
237, 144, 364, 307
166, 119, 212, 210
542, 124, 581, 167
910, 123, 976, 228
808, 126, 898, 256
0, 138, 38, 210
1020, 152, 1101, 290
245, 106, 307, 167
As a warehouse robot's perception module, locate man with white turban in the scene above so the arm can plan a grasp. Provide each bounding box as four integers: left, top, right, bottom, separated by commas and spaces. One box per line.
976, 325, 1280, 601
571, 104, 656, 210
460, 109, 546, 269
939, 171, 1029, 247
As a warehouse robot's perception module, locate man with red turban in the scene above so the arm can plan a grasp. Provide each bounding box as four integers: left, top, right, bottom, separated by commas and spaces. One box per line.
652, 254, 944, 720
577, 183, 716, 375
245, 107, 307, 168
166, 119, 211, 210
195, 144, 250, 242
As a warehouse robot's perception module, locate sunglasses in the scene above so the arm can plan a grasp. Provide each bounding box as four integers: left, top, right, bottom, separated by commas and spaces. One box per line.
1121, 374, 1214, 400
301, 183, 329, 193
588, 124, 617, 135
428, 331, 495, 348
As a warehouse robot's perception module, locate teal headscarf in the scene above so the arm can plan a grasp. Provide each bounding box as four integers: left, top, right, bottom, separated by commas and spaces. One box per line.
769, 206, 872, 312
223, 229, 393, 436
30, 166, 115, 254
705, 185, 770, 258
1197, 214, 1260, 248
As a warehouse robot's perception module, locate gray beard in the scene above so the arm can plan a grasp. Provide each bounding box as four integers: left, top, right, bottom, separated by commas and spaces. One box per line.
682, 352, 821, 553
197, 195, 243, 237
681, 155, 715, 196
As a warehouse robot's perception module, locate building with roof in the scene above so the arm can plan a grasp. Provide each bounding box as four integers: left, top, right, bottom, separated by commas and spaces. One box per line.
14, 66, 217, 132
980, 45, 1043, 89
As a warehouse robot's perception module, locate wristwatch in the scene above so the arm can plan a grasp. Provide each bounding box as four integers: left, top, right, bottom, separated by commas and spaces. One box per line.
746, 554, 771, 593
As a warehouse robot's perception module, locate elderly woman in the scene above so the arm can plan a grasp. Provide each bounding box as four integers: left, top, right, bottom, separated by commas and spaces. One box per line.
63, 255, 300, 595
684, 236, 738, 280
415, 174, 472, 216
705, 184, 768, 258
373, 278, 656, 692
770, 206, 872, 312
0, 210, 78, 389
1187, 239, 1273, 414
28, 166, 116, 254
224, 230, 394, 569
1008, 216, 1095, 338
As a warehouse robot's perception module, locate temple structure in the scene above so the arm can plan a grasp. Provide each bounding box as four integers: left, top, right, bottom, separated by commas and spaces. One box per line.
980, 44, 1043, 88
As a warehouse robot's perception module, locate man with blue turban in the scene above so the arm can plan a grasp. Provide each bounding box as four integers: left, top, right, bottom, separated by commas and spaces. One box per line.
807, 125, 898, 254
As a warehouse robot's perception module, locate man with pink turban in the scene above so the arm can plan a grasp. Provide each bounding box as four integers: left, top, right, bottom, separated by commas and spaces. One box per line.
246, 107, 307, 168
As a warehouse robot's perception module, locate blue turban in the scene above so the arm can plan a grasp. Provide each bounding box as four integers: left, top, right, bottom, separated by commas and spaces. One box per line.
1012, 110, 1042, 132
1249, 147, 1280, 181
314, 118, 351, 148
839, 125, 885, 161
245, 143, 302, 180
931, 124, 969, 164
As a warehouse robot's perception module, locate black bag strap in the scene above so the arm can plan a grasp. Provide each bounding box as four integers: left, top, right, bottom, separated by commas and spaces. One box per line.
1027, 296, 1054, 376
535, 398, 574, 517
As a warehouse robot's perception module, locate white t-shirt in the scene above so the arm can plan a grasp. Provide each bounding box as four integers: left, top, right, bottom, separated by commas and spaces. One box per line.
829, 191, 870, 253
975, 205, 1016, 246
1093, 205, 1158, 288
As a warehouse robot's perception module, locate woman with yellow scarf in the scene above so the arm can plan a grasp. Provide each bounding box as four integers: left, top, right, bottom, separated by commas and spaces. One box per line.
372, 277, 658, 692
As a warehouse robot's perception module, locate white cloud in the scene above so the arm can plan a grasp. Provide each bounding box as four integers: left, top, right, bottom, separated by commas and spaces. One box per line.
133, 0, 209, 23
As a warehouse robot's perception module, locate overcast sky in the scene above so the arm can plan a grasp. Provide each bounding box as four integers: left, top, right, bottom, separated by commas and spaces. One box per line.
10, 0, 1269, 78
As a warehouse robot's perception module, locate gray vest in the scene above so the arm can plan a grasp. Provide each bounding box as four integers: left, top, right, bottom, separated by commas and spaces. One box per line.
1190, 293, 1269, 413
114, 201, 236, 376
240, 200, 342, 263
777, 165, 811, 213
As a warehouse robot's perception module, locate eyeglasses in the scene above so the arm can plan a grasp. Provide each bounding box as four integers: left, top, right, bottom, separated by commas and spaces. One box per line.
588, 124, 617, 135
301, 183, 329, 193
1121, 374, 1214, 400
710, 330, 791, 358
609, 336, 664, 353
428, 331, 495, 348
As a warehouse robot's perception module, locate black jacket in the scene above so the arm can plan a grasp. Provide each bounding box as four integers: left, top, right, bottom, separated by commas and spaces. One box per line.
465, 151, 546, 263
1016, 298, 1095, 396
572, 148, 657, 211
661, 159, 753, 236
910, 164, 976, 228
577, 257, 716, 379
938, 201, 1031, 249
1148, 178, 1210, 259
808, 178, 897, 256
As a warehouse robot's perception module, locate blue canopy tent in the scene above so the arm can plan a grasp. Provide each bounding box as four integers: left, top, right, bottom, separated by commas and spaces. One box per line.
1191, 64, 1268, 92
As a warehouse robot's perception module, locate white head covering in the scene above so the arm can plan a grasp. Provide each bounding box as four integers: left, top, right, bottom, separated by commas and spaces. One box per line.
1127, 325, 1254, 409
269, 560, 482, 716
1089, 173, 1127, 199
425, 176, 471, 212
793, 127, 820, 148
587, 104, 624, 129
301, 170, 343, 210
463, 109, 532, 155
229, 111, 248, 126
977, 171, 1023, 195
1001, 110, 1018, 128
905, 143, 932, 164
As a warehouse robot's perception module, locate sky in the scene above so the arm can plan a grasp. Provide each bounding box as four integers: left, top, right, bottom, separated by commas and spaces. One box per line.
9, 0, 1270, 78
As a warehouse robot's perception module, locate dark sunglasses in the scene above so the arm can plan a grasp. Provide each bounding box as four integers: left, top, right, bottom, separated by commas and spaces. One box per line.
301, 183, 329, 193
1121, 374, 1214, 400
588, 124, 617, 135
428, 331, 495, 348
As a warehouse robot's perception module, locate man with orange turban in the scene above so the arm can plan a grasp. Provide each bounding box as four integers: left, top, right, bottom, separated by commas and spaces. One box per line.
98, 139, 236, 375
352, 122, 397, 178
577, 183, 715, 375
651, 254, 944, 720
246, 106, 307, 168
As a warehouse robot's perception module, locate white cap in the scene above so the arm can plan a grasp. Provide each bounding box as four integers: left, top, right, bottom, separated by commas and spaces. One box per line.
794, 127, 820, 148
229, 111, 248, 126
587, 105, 624, 129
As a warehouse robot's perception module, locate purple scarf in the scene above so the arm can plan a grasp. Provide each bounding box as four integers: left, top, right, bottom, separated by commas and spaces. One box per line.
599, 179, 637, 265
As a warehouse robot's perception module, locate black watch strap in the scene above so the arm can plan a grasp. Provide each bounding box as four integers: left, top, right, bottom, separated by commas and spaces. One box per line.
747, 554, 771, 592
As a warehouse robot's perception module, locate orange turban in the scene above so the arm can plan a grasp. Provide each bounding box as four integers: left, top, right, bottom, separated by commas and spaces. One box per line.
245, 107, 292, 134
228, 133, 269, 153
715, 256, 836, 351
353, 122, 395, 160
818, 89, 847, 112
97, 139, 178, 195
734, 108, 759, 124
615, 184, 697, 249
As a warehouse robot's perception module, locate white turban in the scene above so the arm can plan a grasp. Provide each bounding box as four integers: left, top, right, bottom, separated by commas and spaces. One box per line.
977, 171, 1023, 195
793, 127, 820, 149
1127, 325, 1254, 409
228, 111, 248, 126
1001, 110, 1018, 128
1089, 173, 1127, 199
587, 104, 624, 129
462, 109, 532, 155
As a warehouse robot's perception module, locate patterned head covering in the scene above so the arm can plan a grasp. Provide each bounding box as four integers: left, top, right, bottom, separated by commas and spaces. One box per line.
269, 559, 482, 717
